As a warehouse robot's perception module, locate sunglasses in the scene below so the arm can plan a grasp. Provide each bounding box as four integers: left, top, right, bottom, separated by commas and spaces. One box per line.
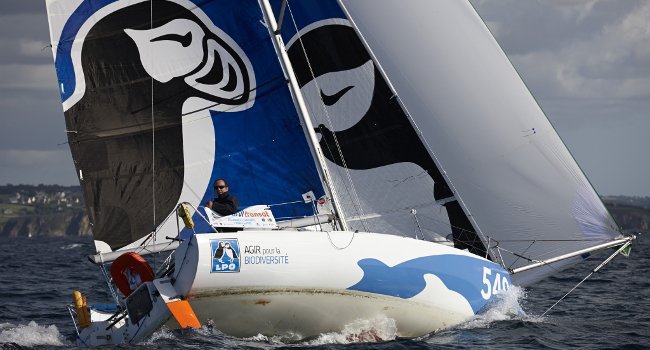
214, 185, 227, 189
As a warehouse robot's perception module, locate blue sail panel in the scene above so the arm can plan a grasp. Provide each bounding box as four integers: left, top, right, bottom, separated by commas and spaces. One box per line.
46, 0, 323, 249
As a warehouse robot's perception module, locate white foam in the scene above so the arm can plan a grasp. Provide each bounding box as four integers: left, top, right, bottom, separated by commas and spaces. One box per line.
143, 326, 176, 344
0, 321, 68, 347
60, 243, 85, 250
243, 331, 303, 345
455, 285, 530, 330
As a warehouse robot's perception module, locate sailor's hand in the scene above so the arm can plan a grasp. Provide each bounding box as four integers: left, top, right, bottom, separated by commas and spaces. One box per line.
206, 201, 213, 209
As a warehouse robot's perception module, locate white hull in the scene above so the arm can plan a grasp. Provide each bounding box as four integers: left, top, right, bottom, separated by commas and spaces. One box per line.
170, 230, 511, 338
75, 230, 511, 345
183, 287, 470, 338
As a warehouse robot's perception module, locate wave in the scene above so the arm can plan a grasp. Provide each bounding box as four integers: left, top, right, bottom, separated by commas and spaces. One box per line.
443, 285, 546, 332
0, 321, 69, 347
240, 316, 398, 346
60, 243, 85, 250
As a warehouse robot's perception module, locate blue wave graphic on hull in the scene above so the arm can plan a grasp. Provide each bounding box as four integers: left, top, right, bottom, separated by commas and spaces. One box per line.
348, 255, 510, 313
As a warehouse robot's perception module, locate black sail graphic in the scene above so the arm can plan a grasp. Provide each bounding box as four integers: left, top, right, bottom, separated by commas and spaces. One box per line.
286, 22, 488, 257
60, 1, 252, 250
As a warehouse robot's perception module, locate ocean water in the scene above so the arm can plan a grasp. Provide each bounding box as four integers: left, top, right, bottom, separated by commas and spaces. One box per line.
0, 235, 647, 349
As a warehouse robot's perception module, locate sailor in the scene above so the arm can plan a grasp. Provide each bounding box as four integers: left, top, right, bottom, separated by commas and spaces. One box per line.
206, 178, 240, 216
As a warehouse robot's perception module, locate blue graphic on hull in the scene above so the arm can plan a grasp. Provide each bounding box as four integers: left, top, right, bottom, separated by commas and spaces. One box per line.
348, 255, 511, 314
211, 239, 241, 273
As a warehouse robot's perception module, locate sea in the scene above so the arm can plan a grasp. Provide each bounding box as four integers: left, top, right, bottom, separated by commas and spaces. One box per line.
0, 235, 648, 349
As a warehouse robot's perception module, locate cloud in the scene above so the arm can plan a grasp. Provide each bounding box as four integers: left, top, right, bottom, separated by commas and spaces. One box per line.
476, 1, 650, 100
0, 1, 46, 15
0, 149, 77, 186
0, 64, 58, 90
0, 149, 68, 167
0, 12, 52, 65
19, 40, 52, 58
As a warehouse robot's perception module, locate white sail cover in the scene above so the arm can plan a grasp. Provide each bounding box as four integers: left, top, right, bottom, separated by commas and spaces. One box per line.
339, 0, 620, 277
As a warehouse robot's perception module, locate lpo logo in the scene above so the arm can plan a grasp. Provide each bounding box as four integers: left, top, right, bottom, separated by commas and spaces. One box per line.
210, 239, 240, 273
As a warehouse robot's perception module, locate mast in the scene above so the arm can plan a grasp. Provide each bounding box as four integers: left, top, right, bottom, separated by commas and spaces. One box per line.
259, 0, 349, 231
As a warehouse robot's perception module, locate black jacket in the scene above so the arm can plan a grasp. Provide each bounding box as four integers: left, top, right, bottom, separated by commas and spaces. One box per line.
212, 193, 240, 216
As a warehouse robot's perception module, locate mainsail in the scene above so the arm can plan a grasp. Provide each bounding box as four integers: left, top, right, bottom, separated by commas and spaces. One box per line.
46, 0, 324, 251
337, 0, 622, 283
47, 0, 624, 285
276, 0, 489, 256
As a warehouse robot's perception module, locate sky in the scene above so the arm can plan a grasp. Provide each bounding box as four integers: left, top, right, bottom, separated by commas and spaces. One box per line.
0, 0, 648, 197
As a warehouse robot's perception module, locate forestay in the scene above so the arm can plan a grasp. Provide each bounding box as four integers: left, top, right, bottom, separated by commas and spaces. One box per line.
339, 0, 621, 283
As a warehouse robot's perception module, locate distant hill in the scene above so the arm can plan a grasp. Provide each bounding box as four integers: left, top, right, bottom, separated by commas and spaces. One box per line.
602, 196, 650, 233
0, 184, 90, 238
0, 185, 648, 238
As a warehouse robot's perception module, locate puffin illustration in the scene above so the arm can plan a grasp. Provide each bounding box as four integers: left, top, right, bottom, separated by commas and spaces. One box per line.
287, 22, 488, 257
64, 0, 254, 249
214, 241, 226, 260
223, 242, 239, 260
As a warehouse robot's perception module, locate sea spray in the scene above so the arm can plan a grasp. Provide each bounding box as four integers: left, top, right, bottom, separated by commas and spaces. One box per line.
0, 321, 68, 347
456, 285, 529, 330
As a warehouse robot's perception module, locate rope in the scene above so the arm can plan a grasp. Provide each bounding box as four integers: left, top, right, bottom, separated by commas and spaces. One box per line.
541, 240, 632, 317
326, 230, 355, 250
150, 0, 157, 271
286, 1, 367, 231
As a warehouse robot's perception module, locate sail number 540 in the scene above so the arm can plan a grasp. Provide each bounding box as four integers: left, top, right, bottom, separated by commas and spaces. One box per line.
480, 267, 509, 300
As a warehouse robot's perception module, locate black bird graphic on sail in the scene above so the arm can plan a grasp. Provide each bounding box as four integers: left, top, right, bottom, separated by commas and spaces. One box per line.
64, 1, 253, 250
287, 23, 488, 258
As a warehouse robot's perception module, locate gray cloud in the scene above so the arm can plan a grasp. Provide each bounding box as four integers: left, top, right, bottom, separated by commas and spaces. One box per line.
0, 1, 47, 15
0, 1, 648, 196
0, 12, 52, 65
471, 0, 650, 196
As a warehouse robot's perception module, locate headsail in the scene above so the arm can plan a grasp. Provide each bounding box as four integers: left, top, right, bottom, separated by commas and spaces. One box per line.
46, 0, 324, 251
339, 0, 621, 283
275, 0, 488, 255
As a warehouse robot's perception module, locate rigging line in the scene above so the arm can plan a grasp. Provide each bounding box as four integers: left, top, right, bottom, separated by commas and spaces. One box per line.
497, 245, 539, 263
326, 230, 355, 250
286, 1, 368, 232
418, 202, 613, 247
497, 244, 572, 277
268, 199, 304, 207
491, 238, 620, 242
541, 240, 632, 317
338, 2, 496, 257
150, 0, 156, 251
507, 240, 536, 270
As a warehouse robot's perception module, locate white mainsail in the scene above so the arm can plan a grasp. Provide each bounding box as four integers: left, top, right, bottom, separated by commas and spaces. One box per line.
281, 7, 478, 251
339, 0, 621, 284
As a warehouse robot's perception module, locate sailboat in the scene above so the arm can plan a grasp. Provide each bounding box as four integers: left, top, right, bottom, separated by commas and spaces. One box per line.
46, 0, 635, 346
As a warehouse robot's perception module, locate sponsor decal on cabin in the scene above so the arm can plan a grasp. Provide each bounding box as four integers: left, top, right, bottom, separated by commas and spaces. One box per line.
243, 245, 289, 265
206, 205, 277, 229
210, 239, 241, 273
